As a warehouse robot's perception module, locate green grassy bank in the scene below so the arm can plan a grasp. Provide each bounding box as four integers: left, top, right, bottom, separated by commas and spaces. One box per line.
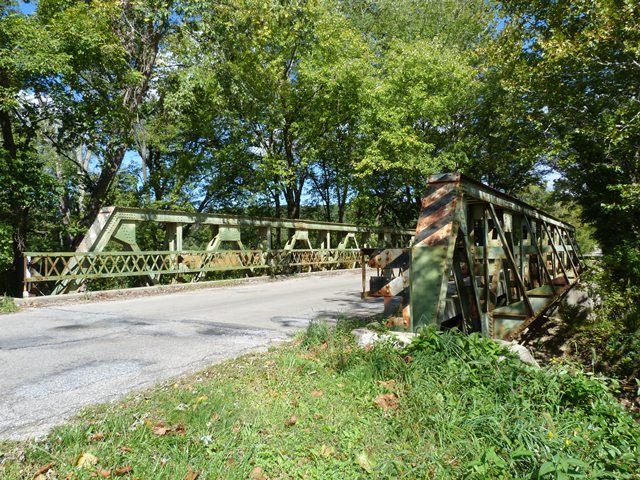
1, 322, 638, 479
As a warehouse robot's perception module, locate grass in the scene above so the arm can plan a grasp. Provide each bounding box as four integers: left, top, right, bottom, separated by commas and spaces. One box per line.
0, 295, 17, 314
1, 321, 638, 479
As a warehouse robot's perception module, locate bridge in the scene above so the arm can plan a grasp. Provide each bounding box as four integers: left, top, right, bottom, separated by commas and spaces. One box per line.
362, 173, 583, 340
3, 173, 583, 439
23, 207, 413, 295
22, 173, 582, 341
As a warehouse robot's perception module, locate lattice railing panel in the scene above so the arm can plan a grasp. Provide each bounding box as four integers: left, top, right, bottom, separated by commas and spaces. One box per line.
25, 249, 362, 285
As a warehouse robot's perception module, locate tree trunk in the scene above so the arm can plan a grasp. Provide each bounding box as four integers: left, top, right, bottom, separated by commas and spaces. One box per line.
0, 71, 27, 296
337, 184, 348, 223
274, 191, 281, 248
11, 212, 28, 297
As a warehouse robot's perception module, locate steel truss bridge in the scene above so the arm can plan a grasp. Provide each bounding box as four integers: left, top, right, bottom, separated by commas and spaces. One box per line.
362, 173, 583, 339
24, 208, 413, 296
24, 173, 582, 340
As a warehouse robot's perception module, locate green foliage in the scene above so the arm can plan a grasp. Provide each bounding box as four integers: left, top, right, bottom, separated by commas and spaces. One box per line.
0, 223, 13, 272
492, 0, 640, 254
301, 319, 331, 348
2, 325, 638, 479
0, 295, 17, 313
570, 249, 640, 395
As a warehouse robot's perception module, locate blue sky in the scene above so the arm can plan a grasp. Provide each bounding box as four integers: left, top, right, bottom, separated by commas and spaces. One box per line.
17, 1, 36, 14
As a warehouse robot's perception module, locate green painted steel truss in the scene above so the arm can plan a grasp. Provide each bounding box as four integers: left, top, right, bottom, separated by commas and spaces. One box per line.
361, 173, 583, 340
24, 207, 413, 295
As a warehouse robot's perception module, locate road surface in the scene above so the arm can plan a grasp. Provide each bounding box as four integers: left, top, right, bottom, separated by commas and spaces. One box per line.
0, 270, 381, 440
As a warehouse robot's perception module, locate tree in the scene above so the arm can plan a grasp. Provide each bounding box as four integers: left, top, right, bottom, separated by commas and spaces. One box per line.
339, 0, 495, 226
36, 0, 179, 241
180, 0, 373, 220
491, 0, 640, 253
0, 4, 68, 295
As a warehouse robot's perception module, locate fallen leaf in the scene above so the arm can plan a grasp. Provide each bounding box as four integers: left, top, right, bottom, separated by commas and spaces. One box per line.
249, 466, 268, 480
356, 451, 375, 473
377, 380, 396, 389
310, 390, 324, 397
195, 395, 208, 404
185, 466, 199, 480
319, 445, 334, 457
34, 463, 54, 476
152, 423, 168, 436
90, 433, 105, 442
173, 424, 186, 436
374, 393, 399, 412
76, 452, 99, 469
210, 412, 221, 422
404, 355, 413, 364
97, 468, 111, 478
284, 415, 297, 427
120, 447, 134, 453
114, 465, 133, 476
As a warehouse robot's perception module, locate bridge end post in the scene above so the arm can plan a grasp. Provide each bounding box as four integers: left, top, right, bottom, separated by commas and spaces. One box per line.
409, 174, 464, 331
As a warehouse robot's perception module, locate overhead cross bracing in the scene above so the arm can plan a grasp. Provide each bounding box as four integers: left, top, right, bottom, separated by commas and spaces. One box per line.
361, 173, 583, 340
23, 207, 413, 296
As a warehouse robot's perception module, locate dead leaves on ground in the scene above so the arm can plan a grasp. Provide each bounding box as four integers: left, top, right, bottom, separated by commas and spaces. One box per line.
76, 453, 99, 469
284, 415, 297, 427
318, 444, 334, 458
249, 466, 268, 480
374, 393, 399, 412
65, 451, 134, 478
150, 421, 186, 436
375, 379, 400, 412
34, 462, 54, 479
113, 465, 133, 476
302, 341, 328, 360
377, 379, 396, 390
185, 466, 199, 480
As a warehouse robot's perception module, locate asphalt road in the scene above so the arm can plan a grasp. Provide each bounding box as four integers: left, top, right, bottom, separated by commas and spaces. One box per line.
0, 270, 381, 440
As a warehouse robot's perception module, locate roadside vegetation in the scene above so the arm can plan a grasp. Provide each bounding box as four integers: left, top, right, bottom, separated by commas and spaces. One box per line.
1, 321, 638, 479
562, 257, 640, 409
0, 295, 17, 314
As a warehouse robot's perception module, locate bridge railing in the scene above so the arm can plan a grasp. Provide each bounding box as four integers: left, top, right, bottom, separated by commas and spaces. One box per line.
23, 248, 365, 294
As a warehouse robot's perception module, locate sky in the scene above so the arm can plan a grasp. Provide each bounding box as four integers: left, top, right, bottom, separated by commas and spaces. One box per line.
18, 1, 36, 14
